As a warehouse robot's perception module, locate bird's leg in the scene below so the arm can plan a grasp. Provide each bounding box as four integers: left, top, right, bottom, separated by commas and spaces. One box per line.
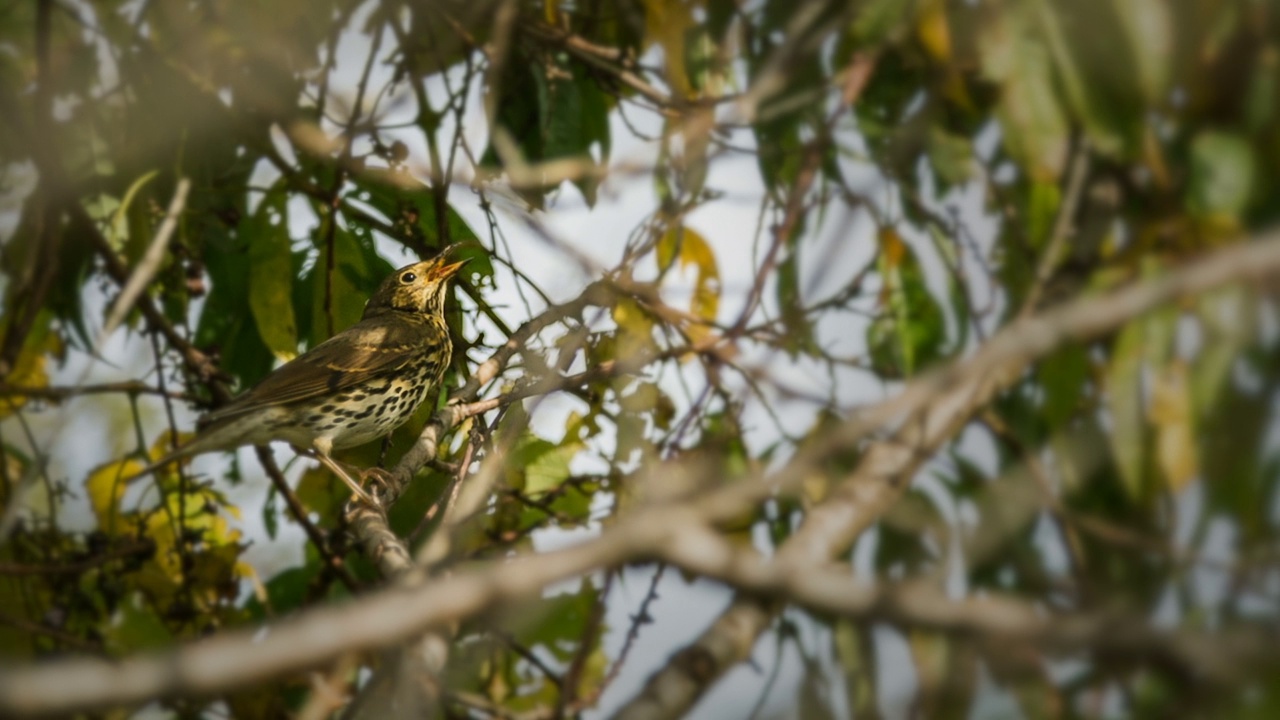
312, 451, 379, 506
359, 467, 398, 504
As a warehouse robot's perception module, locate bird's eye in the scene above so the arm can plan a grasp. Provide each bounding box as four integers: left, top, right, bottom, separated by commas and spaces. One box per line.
400, 272, 417, 284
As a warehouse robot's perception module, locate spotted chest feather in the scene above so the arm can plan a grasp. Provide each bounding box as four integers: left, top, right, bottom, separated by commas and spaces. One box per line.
292, 348, 449, 448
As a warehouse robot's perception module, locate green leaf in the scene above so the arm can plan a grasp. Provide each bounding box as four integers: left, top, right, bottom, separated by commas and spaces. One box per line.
1034, 0, 1138, 157
833, 621, 879, 718
1105, 319, 1147, 501
1039, 344, 1089, 429
1190, 287, 1253, 419
1115, 0, 1173, 103
866, 227, 947, 378
103, 594, 173, 653
851, 0, 914, 45
981, 7, 1068, 181
511, 436, 580, 497
307, 221, 369, 344
511, 580, 599, 663
112, 170, 159, 259
775, 250, 817, 358
926, 125, 973, 187
1187, 130, 1255, 223
543, 69, 584, 162
262, 486, 279, 540
247, 189, 299, 361
197, 234, 275, 389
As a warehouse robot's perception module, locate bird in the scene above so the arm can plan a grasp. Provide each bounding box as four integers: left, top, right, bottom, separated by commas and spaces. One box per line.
136, 254, 466, 505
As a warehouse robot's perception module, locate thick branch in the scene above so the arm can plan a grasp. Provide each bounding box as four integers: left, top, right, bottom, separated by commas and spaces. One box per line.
608, 229, 1280, 718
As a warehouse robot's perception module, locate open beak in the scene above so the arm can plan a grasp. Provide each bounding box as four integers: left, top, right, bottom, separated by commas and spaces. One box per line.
431, 257, 468, 280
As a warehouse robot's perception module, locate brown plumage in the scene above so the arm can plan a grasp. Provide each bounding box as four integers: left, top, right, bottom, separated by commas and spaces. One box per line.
139, 255, 465, 504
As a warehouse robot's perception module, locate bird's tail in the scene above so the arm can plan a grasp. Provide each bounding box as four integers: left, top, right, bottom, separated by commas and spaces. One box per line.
116, 445, 192, 485
118, 430, 224, 484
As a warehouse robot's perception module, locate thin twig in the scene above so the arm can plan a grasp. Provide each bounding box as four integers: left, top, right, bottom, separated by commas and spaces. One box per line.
99, 178, 191, 347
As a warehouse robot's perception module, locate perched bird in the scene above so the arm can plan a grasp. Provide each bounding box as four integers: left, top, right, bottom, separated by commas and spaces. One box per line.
138, 254, 465, 504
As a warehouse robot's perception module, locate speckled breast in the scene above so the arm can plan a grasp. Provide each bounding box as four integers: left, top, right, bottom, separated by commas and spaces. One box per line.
297, 353, 448, 449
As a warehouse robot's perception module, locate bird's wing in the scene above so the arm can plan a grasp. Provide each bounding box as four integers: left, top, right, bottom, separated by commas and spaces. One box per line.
201, 315, 447, 426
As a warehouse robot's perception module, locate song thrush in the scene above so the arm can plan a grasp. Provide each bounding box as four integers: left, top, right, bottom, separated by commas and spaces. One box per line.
139, 255, 465, 504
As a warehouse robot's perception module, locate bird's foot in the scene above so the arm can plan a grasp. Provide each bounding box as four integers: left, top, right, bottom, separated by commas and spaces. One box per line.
359, 467, 398, 505
312, 452, 380, 507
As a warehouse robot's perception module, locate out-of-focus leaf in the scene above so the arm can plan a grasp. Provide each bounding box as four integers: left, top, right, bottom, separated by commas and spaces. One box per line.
526, 441, 579, 497
247, 189, 298, 361
198, 235, 275, 390
111, 170, 159, 257
613, 298, 656, 360
509, 579, 599, 664
924, 224, 970, 353
833, 620, 879, 718
852, 0, 914, 45
86, 458, 145, 529
866, 227, 946, 377
981, 8, 1068, 181
1245, 46, 1279, 133
1039, 344, 1089, 429
1037, 0, 1139, 157
296, 465, 346, 521
1148, 359, 1197, 493
1191, 287, 1253, 418
1105, 319, 1147, 501
506, 433, 580, 497
1115, 0, 1173, 103
103, 594, 173, 653
0, 324, 61, 419
927, 125, 973, 187
915, 0, 951, 63
1187, 130, 1254, 227
750, 37, 825, 193
308, 221, 369, 344
657, 225, 720, 336
641, 0, 696, 98
1026, 179, 1062, 250
775, 250, 818, 358
798, 656, 838, 720
908, 631, 949, 716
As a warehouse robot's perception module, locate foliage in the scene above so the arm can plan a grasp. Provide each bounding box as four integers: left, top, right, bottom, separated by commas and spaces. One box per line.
1, 0, 1279, 718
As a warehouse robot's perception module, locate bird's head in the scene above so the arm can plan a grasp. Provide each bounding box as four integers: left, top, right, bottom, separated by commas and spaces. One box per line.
365, 254, 467, 318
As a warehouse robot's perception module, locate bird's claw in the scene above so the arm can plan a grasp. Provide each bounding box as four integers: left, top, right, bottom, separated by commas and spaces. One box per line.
360, 467, 397, 505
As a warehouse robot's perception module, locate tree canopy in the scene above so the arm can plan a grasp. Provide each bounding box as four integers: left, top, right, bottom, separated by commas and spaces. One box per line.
1, 0, 1280, 717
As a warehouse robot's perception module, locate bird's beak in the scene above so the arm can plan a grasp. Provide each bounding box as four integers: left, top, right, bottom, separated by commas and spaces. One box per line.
432, 257, 468, 280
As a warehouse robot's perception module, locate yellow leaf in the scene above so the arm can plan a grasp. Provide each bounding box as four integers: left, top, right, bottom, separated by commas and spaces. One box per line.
612, 297, 656, 359
801, 471, 830, 504
656, 226, 721, 336
1149, 359, 1198, 493
640, 0, 697, 98
0, 327, 62, 419
916, 0, 951, 63
86, 458, 146, 529
908, 630, 950, 697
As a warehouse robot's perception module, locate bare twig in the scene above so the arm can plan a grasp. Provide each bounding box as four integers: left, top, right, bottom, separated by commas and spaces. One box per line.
98, 178, 191, 347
